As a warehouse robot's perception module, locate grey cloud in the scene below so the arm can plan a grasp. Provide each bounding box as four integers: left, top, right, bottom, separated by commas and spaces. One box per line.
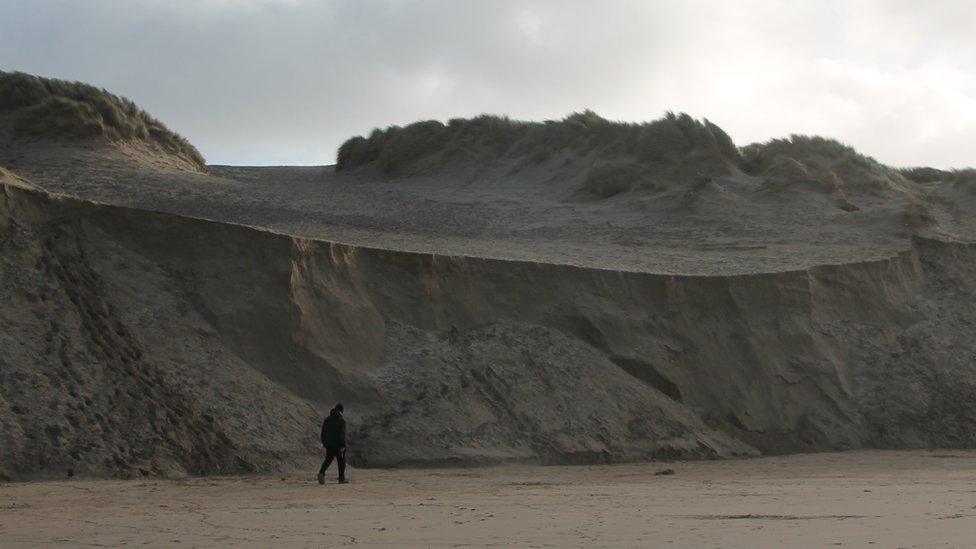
0, 0, 973, 167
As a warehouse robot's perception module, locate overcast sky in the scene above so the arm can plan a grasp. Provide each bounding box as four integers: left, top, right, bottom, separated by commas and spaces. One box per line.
2, 0, 974, 167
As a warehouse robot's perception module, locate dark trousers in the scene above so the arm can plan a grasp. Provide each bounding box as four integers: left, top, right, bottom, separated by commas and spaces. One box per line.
318, 446, 346, 480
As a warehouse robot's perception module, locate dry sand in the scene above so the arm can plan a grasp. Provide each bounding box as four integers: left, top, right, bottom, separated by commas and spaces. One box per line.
3, 450, 976, 547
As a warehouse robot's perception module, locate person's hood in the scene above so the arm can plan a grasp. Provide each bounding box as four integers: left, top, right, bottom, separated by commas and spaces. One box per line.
329, 408, 342, 417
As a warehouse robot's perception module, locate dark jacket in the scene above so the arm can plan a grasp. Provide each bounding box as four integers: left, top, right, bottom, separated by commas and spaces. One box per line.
321, 408, 346, 449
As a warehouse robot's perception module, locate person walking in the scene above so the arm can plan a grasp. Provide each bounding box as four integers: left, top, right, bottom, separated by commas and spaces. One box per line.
318, 404, 348, 484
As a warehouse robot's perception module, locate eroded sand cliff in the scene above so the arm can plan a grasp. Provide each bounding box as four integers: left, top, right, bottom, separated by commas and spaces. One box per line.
3, 167, 976, 479
2, 72, 975, 480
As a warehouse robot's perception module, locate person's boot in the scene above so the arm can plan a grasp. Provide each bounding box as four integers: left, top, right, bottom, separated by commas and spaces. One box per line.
317, 472, 325, 485
338, 477, 349, 484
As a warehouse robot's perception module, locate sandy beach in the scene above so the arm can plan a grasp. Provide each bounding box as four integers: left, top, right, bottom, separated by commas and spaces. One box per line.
3, 450, 976, 547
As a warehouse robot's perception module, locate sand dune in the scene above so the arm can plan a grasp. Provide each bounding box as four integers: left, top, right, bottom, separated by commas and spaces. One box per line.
2, 73, 976, 482
4, 165, 976, 478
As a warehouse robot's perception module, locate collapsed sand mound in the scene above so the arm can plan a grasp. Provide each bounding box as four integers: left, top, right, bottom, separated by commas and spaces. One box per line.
350, 321, 754, 466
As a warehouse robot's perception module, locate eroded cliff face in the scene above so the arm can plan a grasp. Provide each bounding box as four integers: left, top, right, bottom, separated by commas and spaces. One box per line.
0, 180, 321, 480
2, 176, 976, 479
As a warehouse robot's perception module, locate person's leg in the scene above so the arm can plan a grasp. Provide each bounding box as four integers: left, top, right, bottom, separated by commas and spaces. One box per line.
318, 448, 335, 476
337, 450, 346, 482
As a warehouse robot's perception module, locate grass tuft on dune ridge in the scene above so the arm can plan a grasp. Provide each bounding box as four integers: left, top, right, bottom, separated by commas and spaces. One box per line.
900, 167, 976, 186
337, 111, 739, 176
337, 110, 964, 200
0, 71, 205, 169
337, 110, 751, 197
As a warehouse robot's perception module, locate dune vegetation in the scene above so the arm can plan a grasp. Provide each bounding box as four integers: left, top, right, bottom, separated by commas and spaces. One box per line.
337, 110, 747, 197
338, 111, 736, 171
900, 166, 976, 186
0, 71, 205, 168
338, 112, 715, 193
337, 110, 970, 199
